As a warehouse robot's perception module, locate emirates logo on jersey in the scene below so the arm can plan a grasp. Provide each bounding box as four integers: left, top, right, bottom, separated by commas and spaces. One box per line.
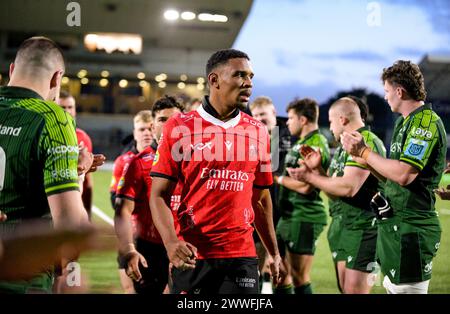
201, 168, 249, 192
200, 168, 249, 181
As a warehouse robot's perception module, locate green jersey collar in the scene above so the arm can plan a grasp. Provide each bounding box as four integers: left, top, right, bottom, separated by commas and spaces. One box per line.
299, 129, 320, 144
356, 125, 370, 133
0, 86, 44, 100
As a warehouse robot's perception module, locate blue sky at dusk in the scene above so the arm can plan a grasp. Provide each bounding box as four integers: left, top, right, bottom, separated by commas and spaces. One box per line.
233, 0, 450, 116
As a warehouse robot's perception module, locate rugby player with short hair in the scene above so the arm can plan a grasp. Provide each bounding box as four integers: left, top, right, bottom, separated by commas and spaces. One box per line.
150, 49, 281, 294
342, 60, 447, 294
289, 97, 386, 294
274, 98, 330, 294
0, 36, 89, 293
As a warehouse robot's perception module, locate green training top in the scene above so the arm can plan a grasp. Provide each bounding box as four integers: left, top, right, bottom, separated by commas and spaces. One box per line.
0, 86, 79, 230
385, 103, 447, 223
279, 129, 330, 224
328, 126, 386, 229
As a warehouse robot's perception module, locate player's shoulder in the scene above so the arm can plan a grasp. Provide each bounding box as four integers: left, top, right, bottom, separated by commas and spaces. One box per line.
17, 98, 70, 123
239, 111, 267, 131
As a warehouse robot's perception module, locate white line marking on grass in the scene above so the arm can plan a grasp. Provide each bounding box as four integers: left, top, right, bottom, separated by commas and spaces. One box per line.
440, 209, 450, 215
92, 205, 114, 226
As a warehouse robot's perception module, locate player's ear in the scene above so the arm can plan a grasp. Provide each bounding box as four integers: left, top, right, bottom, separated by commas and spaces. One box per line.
9, 63, 15, 77
208, 72, 219, 89
50, 70, 63, 89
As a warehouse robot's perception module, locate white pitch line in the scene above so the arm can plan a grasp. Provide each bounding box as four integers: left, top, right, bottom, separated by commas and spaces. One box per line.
92, 205, 114, 226
440, 208, 450, 215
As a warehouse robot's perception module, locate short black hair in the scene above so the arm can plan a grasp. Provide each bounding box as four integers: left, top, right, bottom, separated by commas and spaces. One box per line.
206, 49, 250, 77
286, 97, 319, 123
151, 95, 184, 118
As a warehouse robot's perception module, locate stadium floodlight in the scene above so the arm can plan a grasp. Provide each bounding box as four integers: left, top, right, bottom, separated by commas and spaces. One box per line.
80, 77, 89, 85
61, 76, 70, 85
180, 74, 187, 81
197, 77, 205, 84
137, 72, 146, 80
158, 81, 167, 88
139, 80, 149, 88
99, 78, 109, 87
181, 11, 196, 20
197, 83, 205, 91
119, 79, 128, 88
177, 82, 186, 89
84, 33, 142, 54
101, 70, 110, 78
198, 13, 228, 23
164, 9, 179, 21
77, 69, 88, 78
160, 73, 168, 80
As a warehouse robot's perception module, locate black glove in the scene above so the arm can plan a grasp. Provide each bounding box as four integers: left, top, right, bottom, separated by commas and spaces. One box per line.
370, 192, 393, 220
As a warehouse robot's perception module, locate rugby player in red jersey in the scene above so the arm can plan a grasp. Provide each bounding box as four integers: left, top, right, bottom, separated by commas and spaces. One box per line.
150, 49, 281, 294
114, 98, 183, 293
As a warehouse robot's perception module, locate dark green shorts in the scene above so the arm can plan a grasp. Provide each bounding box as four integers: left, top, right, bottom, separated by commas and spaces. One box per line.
0, 271, 53, 294
338, 224, 377, 272
276, 218, 325, 255
327, 214, 345, 262
376, 216, 441, 284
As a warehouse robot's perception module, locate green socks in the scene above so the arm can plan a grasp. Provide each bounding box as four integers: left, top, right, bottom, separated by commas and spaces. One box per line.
295, 283, 313, 294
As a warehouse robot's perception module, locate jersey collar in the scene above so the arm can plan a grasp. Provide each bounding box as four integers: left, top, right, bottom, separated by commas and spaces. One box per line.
299, 129, 320, 143
197, 96, 241, 129
0, 86, 44, 100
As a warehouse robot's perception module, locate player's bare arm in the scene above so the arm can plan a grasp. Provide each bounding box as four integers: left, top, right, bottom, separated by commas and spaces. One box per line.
341, 131, 419, 186
114, 197, 148, 281
251, 188, 282, 284
150, 177, 197, 270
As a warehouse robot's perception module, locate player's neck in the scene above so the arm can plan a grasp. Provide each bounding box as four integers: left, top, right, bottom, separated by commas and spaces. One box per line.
348, 120, 365, 132
208, 94, 239, 122
400, 100, 424, 118
8, 76, 49, 100
300, 123, 318, 139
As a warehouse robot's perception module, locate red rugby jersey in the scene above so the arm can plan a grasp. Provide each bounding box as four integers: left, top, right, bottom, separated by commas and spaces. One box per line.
151, 105, 272, 259
76, 128, 92, 153
110, 150, 137, 193
117, 141, 162, 244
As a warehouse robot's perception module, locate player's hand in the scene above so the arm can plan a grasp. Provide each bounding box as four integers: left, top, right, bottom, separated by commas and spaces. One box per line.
287, 160, 311, 182
166, 240, 197, 271
444, 162, 450, 174
341, 131, 367, 157
87, 154, 106, 173
125, 251, 148, 282
435, 185, 450, 200
0, 210, 6, 222
302, 147, 322, 170
267, 254, 282, 286
77, 142, 94, 176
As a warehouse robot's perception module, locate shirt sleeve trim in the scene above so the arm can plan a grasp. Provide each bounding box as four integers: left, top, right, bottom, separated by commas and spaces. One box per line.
399, 157, 423, 171
150, 172, 178, 182
253, 184, 272, 190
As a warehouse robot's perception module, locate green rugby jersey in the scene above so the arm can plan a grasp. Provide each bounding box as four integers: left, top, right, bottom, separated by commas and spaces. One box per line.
0, 86, 79, 229
279, 129, 330, 224
385, 103, 447, 222
328, 126, 386, 229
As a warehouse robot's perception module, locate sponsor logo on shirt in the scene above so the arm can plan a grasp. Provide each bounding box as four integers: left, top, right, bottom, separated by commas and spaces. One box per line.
51, 168, 78, 179
47, 145, 79, 155
410, 126, 433, 139
191, 141, 213, 151
404, 138, 428, 160
152, 151, 160, 165
0, 124, 21, 136
201, 167, 249, 192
